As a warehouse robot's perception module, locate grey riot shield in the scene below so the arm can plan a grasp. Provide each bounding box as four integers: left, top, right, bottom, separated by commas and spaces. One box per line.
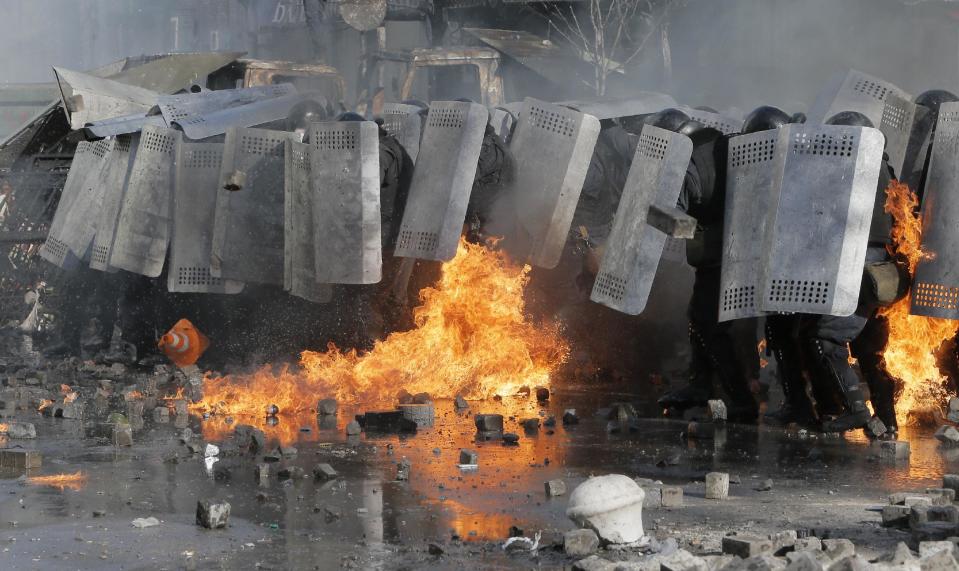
393, 101, 488, 261
661, 237, 686, 263
53, 67, 158, 130
381, 103, 423, 163
508, 98, 601, 269
168, 141, 243, 294
110, 125, 181, 277
807, 69, 916, 176
309, 121, 381, 284
40, 139, 111, 269
158, 84, 298, 140
911, 102, 959, 319
760, 124, 885, 316
171, 92, 306, 141
679, 106, 744, 135
559, 93, 677, 120
590, 126, 693, 315
90, 134, 138, 272
284, 140, 332, 303
718, 129, 780, 322
211, 127, 289, 285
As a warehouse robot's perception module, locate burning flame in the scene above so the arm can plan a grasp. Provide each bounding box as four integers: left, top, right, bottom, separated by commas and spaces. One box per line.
879, 180, 958, 426
63, 392, 78, 404
191, 239, 568, 430
757, 339, 768, 369
37, 399, 54, 412
27, 471, 87, 491
0, 423, 7, 432
124, 391, 144, 401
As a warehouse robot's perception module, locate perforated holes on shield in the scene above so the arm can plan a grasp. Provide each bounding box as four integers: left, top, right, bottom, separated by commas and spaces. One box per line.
639, 133, 668, 161
594, 272, 626, 302
881, 103, 909, 132
730, 137, 775, 168
165, 105, 189, 122
792, 132, 855, 157
528, 106, 575, 138
91, 141, 109, 159
186, 149, 221, 170
913, 282, 959, 311
767, 280, 829, 306
398, 230, 438, 253
178, 267, 224, 287
91, 245, 109, 266
853, 79, 890, 101
722, 285, 755, 312
242, 135, 285, 157
427, 108, 463, 129
143, 131, 175, 155
314, 129, 356, 151
44, 237, 68, 263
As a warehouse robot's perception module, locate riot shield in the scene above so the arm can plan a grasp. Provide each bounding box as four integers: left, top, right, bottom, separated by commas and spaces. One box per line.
309, 121, 382, 284
590, 126, 693, 315
284, 140, 332, 303
168, 140, 243, 294
912, 102, 959, 319
110, 125, 181, 277
760, 124, 885, 316
159, 84, 300, 140
381, 103, 423, 163
508, 98, 601, 268
171, 92, 306, 141
718, 129, 780, 322
393, 101, 488, 261
807, 69, 916, 177
90, 134, 138, 272
53, 67, 158, 130
661, 237, 686, 263
40, 139, 111, 269
211, 127, 289, 285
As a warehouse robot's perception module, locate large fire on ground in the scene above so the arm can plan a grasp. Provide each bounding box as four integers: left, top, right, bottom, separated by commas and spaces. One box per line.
191, 239, 569, 423
879, 180, 958, 426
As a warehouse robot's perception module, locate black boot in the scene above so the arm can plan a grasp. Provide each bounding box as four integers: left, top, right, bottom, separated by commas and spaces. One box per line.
821, 387, 871, 433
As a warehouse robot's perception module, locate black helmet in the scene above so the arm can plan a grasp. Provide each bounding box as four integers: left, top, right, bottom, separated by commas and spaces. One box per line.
825, 111, 874, 128
643, 108, 691, 133
286, 100, 329, 132
335, 111, 366, 122
789, 112, 807, 124
915, 90, 959, 114
742, 106, 791, 134
678, 119, 707, 137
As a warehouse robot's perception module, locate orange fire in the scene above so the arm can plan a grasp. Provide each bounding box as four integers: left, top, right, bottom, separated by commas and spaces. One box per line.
879, 181, 958, 426
37, 399, 54, 412
27, 471, 87, 491
0, 423, 7, 432
124, 391, 144, 401
191, 239, 568, 430
757, 339, 768, 369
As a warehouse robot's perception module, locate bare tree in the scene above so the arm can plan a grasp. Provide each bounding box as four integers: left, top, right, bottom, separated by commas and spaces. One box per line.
543, 0, 685, 97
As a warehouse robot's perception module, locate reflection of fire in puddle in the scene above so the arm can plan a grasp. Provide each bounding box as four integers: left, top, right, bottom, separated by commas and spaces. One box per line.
28, 471, 87, 491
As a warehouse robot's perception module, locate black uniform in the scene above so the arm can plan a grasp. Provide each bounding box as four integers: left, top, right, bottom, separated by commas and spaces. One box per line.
661, 128, 759, 422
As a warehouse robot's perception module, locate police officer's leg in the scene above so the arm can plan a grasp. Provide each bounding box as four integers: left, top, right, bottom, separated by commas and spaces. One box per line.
658, 267, 717, 410
800, 313, 870, 432
765, 314, 816, 424
710, 318, 759, 423
850, 314, 898, 435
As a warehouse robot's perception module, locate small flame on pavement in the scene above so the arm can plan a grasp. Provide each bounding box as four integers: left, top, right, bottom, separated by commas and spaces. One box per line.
37, 399, 54, 412
28, 471, 87, 491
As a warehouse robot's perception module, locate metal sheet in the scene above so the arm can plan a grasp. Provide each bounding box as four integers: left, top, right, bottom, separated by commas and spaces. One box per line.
590, 126, 692, 315
678, 106, 744, 135
40, 140, 110, 268
508, 97, 601, 268
381, 103, 423, 163
718, 129, 780, 322
912, 102, 959, 319
53, 67, 158, 130
807, 69, 911, 125
109, 125, 181, 277
760, 124, 884, 316
393, 101, 488, 261
309, 121, 382, 284
211, 127, 289, 285
284, 140, 332, 303
90, 134, 138, 272
560, 94, 678, 120
157, 84, 295, 128
878, 92, 918, 178
85, 113, 166, 137
168, 141, 243, 294
172, 91, 307, 141
106, 52, 244, 95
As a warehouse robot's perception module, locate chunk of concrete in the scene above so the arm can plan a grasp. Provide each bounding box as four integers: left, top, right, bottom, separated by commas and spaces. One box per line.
345, 420, 362, 435
883, 505, 912, 527
112, 423, 133, 447
316, 398, 338, 415
880, 440, 910, 460
935, 425, 959, 444
910, 504, 959, 529
943, 474, 959, 494
722, 534, 773, 558
313, 463, 338, 481
662, 486, 684, 507
564, 528, 600, 557
459, 449, 479, 465
196, 500, 231, 529
705, 472, 730, 500
2, 422, 36, 439
545, 479, 567, 497
567, 474, 646, 544
474, 414, 504, 433
822, 538, 855, 561
707, 400, 727, 422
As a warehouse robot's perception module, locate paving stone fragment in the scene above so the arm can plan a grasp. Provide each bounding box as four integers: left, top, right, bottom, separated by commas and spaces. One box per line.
345, 420, 362, 435
880, 440, 910, 459
195, 500, 231, 529
535, 387, 550, 401
943, 474, 959, 494
474, 414, 504, 433
454, 395, 469, 409
883, 505, 912, 527
662, 486, 684, 507
707, 400, 727, 422
255, 463, 269, 485
316, 398, 337, 415
926, 488, 957, 503
572, 555, 614, 571
911, 522, 958, 543
935, 425, 959, 444
112, 423, 133, 447
313, 463, 338, 481
918, 548, 959, 570
722, 534, 774, 558
659, 549, 709, 571
545, 479, 567, 497
793, 537, 822, 552
910, 504, 959, 529
866, 416, 887, 438
822, 538, 855, 561
918, 541, 956, 558
2, 422, 36, 439
563, 409, 580, 425
458, 449, 478, 465
705, 472, 729, 500
564, 528, 600, 557
0, 448, 41, 470
396, 459, 411, 481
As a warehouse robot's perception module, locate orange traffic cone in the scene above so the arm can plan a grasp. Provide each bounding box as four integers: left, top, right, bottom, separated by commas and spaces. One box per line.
158, 318, 209, 367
